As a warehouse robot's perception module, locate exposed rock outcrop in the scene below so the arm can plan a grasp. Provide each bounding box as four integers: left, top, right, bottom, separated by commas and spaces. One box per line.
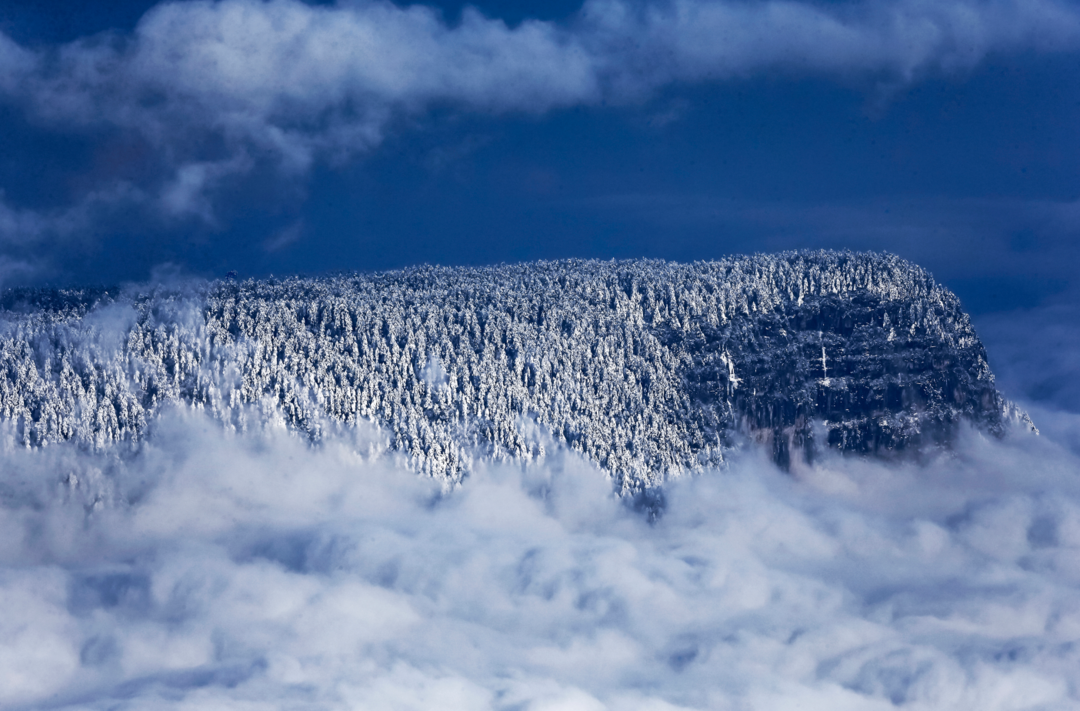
0, 251, 1031, 492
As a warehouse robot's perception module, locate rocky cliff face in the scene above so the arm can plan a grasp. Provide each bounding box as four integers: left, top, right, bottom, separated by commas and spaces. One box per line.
0, 251, 1031, 492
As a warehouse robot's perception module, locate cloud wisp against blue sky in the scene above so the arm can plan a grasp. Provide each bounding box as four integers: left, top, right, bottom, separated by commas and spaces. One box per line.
0, 0, 1078, 296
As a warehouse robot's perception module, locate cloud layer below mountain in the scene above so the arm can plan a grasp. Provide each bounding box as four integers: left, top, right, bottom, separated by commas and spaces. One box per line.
1, 397, 1078, 709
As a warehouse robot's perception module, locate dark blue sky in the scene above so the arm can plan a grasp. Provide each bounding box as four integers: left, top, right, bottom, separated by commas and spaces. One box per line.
0, 0, 1078, 319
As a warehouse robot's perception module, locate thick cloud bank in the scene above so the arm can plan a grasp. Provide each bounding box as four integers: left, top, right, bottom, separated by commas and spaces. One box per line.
1, 0, 1079, 235
1, 403, 1078, 709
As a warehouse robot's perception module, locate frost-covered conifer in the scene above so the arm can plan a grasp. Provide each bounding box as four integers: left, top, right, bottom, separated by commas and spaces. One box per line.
0, 251, 1031, 492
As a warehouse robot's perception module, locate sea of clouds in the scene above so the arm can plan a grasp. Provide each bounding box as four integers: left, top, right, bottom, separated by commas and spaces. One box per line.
2, 303, 1079, 709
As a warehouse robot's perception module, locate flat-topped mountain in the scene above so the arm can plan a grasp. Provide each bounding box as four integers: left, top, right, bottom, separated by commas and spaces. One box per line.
0, 251, 1031, 492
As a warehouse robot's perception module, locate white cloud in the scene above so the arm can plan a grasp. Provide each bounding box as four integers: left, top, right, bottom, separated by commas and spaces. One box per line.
1, 0, 1078, 223
0, 34, 34, 96
0, 194, 72, 245
262, 219, 304, 252
1, 391, 1079, 708
977, 297, 1080, 415
584, 0, 1080, 87
160, 157, 254, 221
0, 185, 151, 283
575, 194, 1080, 296
11, 0, 601, 178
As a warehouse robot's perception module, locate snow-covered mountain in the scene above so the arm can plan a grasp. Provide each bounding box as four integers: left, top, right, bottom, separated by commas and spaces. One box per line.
0, 251, 1032, 492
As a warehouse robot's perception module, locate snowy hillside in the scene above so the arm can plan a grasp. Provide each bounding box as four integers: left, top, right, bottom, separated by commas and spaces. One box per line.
0, 251, 1030, 492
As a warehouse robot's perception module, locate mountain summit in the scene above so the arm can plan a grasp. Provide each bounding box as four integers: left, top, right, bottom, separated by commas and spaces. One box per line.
0, 251, 1032, 492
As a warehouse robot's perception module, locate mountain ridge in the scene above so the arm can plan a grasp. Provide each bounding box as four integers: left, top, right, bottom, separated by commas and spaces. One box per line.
0, 251, 1033, 492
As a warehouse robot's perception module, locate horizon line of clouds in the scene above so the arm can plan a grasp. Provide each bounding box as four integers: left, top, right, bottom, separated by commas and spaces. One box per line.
0, 0, 1078, 238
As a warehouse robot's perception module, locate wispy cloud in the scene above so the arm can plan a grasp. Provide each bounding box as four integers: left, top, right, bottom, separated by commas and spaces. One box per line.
586, 0, 1080, 88
978, 297, 1080, 415
262, 219, 304, 252
1, 0, 1077, 223
576, 193, 1080, 290
0, 184, 152, 283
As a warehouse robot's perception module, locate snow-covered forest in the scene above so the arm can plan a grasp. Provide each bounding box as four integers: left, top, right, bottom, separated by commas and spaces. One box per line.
0, 251, 1025, 491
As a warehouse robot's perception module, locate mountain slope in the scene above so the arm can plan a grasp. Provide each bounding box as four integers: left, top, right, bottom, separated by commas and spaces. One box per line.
0, 251, 1031, 491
